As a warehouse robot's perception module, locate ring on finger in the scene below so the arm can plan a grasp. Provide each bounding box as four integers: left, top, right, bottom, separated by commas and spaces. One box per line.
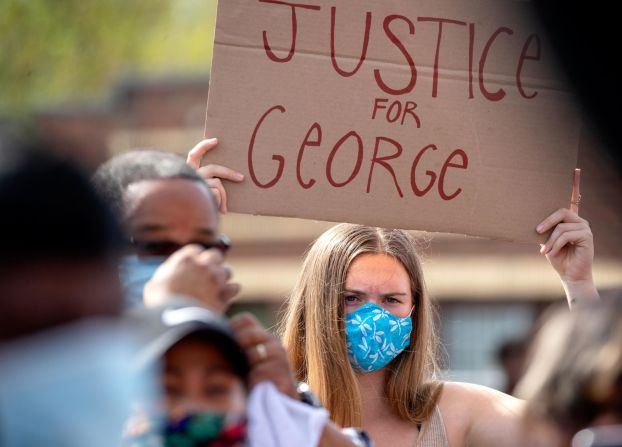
255, 343, 268, 362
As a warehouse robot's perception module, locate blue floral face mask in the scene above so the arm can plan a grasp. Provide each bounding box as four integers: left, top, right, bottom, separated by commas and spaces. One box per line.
345, 303, 413, 372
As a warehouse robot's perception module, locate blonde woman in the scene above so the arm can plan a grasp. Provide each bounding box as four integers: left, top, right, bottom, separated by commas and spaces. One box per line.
189, 139, 598, 447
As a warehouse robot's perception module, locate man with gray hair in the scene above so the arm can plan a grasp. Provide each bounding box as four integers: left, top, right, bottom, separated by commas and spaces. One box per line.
93, 149, 238, 311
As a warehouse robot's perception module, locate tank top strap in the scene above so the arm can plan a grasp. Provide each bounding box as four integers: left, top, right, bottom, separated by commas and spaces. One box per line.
415, 405, 449, 447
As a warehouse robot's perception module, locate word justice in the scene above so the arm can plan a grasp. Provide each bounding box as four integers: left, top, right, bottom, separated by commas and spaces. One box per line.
259, 0, 541, 101
247, 105, 469, 201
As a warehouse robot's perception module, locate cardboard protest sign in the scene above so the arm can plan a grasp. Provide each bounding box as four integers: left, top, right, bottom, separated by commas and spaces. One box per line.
205, 0, 582, 242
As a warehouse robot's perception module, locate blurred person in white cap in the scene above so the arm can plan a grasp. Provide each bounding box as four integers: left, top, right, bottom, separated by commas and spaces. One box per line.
123, 299, 367, 447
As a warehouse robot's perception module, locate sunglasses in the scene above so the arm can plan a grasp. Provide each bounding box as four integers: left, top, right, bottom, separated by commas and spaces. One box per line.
130, 235, 231, 257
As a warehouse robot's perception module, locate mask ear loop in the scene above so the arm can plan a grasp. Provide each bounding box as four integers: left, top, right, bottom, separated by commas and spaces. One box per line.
404, 305, 417, 354
396, 304, 415, 321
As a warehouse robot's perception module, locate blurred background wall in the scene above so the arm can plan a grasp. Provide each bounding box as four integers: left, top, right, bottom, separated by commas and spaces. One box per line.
2, 0, 621, 392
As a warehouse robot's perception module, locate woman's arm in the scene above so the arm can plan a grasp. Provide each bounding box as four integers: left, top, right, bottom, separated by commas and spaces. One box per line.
439, 382, 527, 447
536, 171, 598, 308
536, 208, 598, 308
319, 424, 365, 447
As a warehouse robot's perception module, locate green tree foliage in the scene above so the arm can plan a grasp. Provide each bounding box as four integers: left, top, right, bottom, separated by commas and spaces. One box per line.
0, 0, 216, 114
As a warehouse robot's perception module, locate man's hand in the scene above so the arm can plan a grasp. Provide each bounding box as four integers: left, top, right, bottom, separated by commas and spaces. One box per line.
230, 312, 298, 400
143, 244, 239, 314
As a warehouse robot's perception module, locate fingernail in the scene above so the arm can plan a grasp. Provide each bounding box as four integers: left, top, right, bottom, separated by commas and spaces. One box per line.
235, 172, 244, 180
539, 244, 546, 254
536, 224, 544, 233
207, 137, 217, 143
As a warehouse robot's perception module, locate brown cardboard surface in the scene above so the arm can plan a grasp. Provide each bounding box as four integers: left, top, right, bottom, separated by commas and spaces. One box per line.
205, 0, 581, 242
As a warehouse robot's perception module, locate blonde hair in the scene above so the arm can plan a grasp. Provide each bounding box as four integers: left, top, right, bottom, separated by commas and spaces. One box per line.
280, 224, 443, 427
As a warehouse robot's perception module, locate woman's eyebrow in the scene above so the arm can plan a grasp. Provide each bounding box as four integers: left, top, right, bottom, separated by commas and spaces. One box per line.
344, 289, 365, 295
343, 289, 408, 297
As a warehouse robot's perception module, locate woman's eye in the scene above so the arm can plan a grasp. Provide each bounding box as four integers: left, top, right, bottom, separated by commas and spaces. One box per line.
344, 295, 358, 303
385, 296, 400, 304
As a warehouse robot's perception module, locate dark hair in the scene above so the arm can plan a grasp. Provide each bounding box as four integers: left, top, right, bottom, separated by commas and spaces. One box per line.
92, 149, 208, 218
0, 141, 125, 265
127, 301, 250, 381
177, 331, 250, 382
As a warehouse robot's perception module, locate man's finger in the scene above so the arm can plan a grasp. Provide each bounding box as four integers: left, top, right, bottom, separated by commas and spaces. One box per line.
220, 282, 241, 304
234, 325, 271, 349
223, 264, 232, 282
247, 362, 297, 398
230, 312, 260, 331
167, 243, 204, 262
570, 168, 581, 215
244, 340, 279, 365
247, 365, 274, 389
207, 264, 229, 287
187, 138, 218, 169
196, 248, 224, 265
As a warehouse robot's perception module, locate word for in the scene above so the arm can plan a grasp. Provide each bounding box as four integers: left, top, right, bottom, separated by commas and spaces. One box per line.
372, 98, 421, 127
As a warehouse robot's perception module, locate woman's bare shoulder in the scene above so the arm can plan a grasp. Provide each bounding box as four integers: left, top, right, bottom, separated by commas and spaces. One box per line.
440, 381, 523, 410
436, 382, 526, 447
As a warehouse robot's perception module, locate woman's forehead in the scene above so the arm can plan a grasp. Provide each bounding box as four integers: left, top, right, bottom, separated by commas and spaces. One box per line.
345, 253, 410, 291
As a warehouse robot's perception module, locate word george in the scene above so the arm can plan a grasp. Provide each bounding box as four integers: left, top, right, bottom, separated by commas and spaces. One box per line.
247, 105, 469, 200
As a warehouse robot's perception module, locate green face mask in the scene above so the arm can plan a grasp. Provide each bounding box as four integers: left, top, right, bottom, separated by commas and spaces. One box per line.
125, 410, 247, 447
